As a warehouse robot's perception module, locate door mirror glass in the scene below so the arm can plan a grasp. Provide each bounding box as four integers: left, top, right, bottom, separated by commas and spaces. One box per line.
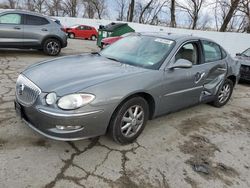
169, 59, 192, 69
236, 53, 241, 56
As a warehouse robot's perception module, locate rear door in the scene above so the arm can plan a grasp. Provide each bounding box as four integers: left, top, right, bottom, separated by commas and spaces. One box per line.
199, 40, 227, 100
23, 14, 50, 47
0, 13, 23, 47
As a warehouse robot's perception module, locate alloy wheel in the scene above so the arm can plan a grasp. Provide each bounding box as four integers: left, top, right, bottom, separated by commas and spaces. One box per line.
46, 41, 60, 55
121, 105, 144, 138
218, 83, 231, 104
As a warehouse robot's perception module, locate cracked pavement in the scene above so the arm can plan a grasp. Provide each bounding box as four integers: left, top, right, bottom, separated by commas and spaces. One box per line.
0, 39, 250, 188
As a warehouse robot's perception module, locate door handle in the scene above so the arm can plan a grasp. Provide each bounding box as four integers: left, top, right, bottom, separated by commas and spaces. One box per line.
41, 28, 48, 31
195, 72, 205, 84
14, 26, 21, 30
217, 67, 226, 71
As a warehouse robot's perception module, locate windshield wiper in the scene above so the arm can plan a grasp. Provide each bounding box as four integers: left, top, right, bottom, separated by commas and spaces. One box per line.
91, 52, 101, 56
105, 56, 120, 62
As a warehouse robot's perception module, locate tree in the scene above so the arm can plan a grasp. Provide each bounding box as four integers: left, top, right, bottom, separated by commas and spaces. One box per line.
138, 0, 154, 23
177, 0, 205, 30
82, 0, 107, 19
238, 0, 250, 33
115, 0, 128, 21
219, 0, 241, 32
170, 0, 176, 27
62, 0, 78, 17
127, 0, 135, 22
5, 0, 19, 9
46, 0, 63, 16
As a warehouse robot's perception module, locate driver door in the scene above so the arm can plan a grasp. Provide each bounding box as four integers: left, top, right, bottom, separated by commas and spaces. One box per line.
159, 41, 205, 114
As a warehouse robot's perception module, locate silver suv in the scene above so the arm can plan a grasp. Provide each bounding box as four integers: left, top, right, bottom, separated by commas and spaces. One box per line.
0, 10, 67, 56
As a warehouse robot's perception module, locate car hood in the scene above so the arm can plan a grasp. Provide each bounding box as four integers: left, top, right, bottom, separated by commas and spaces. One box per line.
235, 56, 250, 66
22, 54, 148, 96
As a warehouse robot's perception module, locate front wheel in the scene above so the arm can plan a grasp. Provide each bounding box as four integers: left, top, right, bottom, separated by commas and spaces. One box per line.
43, 38, 61, 56
211, 79, 233, 107
108, 97, 149, 144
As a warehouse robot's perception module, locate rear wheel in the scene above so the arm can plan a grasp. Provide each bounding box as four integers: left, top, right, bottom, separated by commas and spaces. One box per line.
211, 79, 233, 107
69, 33, 75, 39
43, 38, 61, 56
108, 97, 149, 144
91, 35, 97, 41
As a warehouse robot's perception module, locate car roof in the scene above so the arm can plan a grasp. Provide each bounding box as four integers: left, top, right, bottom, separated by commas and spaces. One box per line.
138, 32, 213, 43
0, 9, 49, 19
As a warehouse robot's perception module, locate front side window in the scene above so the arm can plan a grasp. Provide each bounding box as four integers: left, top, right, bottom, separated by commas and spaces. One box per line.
100, 35, 175, 69
242, 48, 250, 57
175, 42, 199, 65
202, 41, 222, 62
0, 13, 21, 24
25, 15, 49, 25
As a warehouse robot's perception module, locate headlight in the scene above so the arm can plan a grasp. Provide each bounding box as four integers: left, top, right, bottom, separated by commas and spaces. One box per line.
57, 93, 95, 110
46, 93, 57, 105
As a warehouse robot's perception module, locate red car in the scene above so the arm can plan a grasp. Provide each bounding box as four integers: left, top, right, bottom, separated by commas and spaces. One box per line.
64, 25, 98, 40
101, 33, 134, 48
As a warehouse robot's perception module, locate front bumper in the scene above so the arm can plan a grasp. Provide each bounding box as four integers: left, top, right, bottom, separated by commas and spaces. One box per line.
15, 100, 110, 141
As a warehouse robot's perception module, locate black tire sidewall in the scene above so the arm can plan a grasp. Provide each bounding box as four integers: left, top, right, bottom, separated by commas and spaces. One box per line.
43, 39, 61, 56
109, 97, 149, 144
213, 79, 233, 107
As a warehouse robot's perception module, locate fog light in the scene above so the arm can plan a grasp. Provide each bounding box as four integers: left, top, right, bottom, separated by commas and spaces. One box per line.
56, 125, 83, 131
46, 93, 57, 105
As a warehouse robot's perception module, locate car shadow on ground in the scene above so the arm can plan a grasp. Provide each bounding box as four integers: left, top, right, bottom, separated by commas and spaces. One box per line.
0, 49, 45, 57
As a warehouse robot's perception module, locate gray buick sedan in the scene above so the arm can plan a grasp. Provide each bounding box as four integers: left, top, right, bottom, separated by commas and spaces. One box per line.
15, 33, 240, 144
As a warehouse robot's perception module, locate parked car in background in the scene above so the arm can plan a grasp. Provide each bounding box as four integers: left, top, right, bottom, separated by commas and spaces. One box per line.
64, 24, 98, 40
235, 48, 250, 82
100, 32, 133, 49
15, 33, 240, 144
0, 10, 67, 56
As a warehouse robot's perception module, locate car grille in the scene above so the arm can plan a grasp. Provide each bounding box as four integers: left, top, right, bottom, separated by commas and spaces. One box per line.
16, 75, 41, 107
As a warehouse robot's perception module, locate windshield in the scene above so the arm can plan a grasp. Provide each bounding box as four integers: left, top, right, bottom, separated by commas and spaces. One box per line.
242, 48, 250, 57
100, 35, 175, 69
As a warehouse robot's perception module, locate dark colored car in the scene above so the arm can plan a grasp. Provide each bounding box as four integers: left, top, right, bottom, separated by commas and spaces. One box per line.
235, 48, 250, 82
0, 10, 67, 56
64, 24, 98, 40
15, 33, 240, 144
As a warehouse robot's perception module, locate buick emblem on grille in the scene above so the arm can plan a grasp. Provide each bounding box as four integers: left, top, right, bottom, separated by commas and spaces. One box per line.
18, 84, 25, 95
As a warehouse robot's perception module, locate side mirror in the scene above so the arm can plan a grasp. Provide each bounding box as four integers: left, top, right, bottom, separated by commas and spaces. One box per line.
236, 53, 241, 56
168, 59, 193, 69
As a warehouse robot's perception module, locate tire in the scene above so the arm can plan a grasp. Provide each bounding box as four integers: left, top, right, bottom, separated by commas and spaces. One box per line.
211, 79, 234, 107
69, 33, 75, 39
91, 35, 97, 41
108, 97, 149, 144
43, 38, 61, 56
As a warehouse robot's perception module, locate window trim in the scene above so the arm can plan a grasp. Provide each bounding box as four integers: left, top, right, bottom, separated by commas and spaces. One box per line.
169, 40, 202, 67
201, 40, 225, 63
0, 13, 23, 25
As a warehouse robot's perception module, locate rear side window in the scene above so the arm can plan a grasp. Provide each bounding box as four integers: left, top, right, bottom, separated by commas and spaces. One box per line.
25, 15, 49, 25
202, 41, 222, 62
0, 13, 21, 24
